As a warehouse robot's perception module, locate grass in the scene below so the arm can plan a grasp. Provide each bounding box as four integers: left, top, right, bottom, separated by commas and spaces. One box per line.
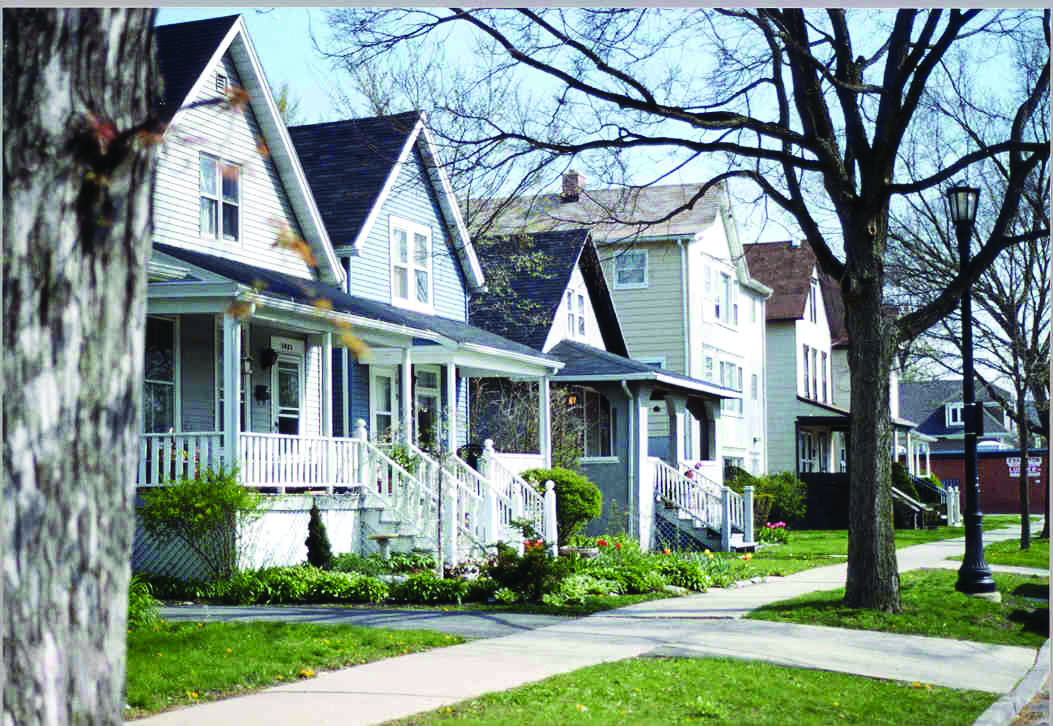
747, 569, 1048, 647
125, 621, 464, 718
948, 537, 1049, 569
383, 656, 997, 726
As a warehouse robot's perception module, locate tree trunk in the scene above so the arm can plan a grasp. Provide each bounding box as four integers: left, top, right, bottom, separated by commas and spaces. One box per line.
3, 9, 158, 724
1017, 395, 1031, 549
841, 234, 901, 612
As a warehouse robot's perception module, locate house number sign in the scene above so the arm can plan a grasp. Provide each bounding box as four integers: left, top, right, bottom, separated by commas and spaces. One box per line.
270, 336, 305, 356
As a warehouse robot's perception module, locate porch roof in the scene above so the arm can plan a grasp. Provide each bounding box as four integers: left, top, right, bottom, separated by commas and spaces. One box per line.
547, 340, 735, 399
796, 396, 919, 432
154, 244, 562, 369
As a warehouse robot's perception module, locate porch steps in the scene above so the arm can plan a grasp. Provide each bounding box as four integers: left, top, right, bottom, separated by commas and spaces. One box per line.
654, 499, 755, 553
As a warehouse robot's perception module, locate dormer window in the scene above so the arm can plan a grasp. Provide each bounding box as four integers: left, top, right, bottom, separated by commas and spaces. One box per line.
389, 216, 432, 312
199, 154, 239, 241
566, 288, 586, 338
808, 277, 819, 323
946, 403, 964, 427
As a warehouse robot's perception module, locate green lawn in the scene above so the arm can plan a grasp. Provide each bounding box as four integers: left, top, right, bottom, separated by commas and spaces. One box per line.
948, 537, 1049, 569
125, 621, 464, 718
383, 656, 997, 726
747, 569, 1048, 647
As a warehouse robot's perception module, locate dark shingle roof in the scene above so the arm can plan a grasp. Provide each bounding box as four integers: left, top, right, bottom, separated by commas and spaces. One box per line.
287, 112, 421, 248
743, 240, 817, 321
470, 229, 628, 356
898, 380, 1016, 437
154, 243, 559, 364
154, 15, 240, 121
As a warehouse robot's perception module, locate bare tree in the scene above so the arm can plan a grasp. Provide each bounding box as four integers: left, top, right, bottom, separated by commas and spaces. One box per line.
323, 9, 1050, 611
4, 8, 161, 723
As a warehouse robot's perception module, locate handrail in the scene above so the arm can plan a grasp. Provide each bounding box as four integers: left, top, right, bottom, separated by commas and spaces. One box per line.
487, 452, 544, 534
652, 458, 723, 530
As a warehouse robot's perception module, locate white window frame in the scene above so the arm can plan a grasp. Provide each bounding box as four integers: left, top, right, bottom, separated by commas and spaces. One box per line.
808, 277, 819, 323
143, 315, 181, 433
566, 286, 587, 339
635, 356, 667, 370
802, 345, 811, 398
614, 249, 648, 289
821, 351, 828, 404
413, 365, 442, 450
389, 216, 434, 313
370, 366, 399, 441
199, 153, 240, 242
946, 403, 964, 427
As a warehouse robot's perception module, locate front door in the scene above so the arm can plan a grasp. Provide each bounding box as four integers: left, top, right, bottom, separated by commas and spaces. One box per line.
273, 355, 302, 435
414, 366, 441, 452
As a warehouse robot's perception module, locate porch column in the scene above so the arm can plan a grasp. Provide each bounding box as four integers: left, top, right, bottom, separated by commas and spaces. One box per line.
321, 331, 333, 437
538, 376, 552, 469
241, 323, 251, 434
223, 313, 242, 472
635, 384, 654, 550
906, 431, 914, 475
925, 444, 931, 476
401, 347, 412, 445
665, 394, 688, 467
445, 361, 457, 456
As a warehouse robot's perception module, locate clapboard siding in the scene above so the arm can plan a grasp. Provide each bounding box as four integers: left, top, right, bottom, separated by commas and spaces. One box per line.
180, 314, 216, 432
154, 53, 314, 279
765, 322, 799, 472
342, 146, 467, 321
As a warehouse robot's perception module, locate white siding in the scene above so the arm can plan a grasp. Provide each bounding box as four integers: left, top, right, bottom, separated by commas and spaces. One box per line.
764, 323, 800, 472
541, 264, 606, 352
153, 53, 314, 279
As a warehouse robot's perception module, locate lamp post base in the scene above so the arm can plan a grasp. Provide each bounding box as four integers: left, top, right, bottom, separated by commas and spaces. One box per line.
958, 590, 1002, 603
955, 564, 997, 596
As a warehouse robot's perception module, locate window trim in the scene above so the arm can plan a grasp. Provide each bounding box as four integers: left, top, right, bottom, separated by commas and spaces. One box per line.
634, 356, 667, 370
388, 216, 434, 313
199, 153, 240, 242
946, 402, 964, 427
613, 249, 648, 289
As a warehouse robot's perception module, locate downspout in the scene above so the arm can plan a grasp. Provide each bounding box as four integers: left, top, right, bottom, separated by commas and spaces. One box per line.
622, 379, 635, 539
677, 238, 691, 459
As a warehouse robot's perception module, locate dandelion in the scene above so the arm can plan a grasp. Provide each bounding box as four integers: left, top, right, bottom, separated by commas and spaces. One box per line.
186, 691, 198, 700
742, 552, 753, 561
298, 668, 315, 679
706, 551, 714, 559
197, 622, 204, 628
226, 647, 232, 653
576, 704, 587, 712
322, 639, 329, 645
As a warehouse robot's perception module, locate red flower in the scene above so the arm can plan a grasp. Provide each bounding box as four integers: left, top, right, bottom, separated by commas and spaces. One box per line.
597, 539, 608, 547
615, 542, 622, 551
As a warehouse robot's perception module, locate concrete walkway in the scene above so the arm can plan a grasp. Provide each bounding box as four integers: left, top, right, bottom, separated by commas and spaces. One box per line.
138, 526, 1048, 725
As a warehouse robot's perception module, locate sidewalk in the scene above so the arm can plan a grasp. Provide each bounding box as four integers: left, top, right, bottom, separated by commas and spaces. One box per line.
136, 526, 1048, 726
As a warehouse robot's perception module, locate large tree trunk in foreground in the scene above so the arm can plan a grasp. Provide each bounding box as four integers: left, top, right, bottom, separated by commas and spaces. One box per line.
842, 235, 901, 612
3, 9, 158, 724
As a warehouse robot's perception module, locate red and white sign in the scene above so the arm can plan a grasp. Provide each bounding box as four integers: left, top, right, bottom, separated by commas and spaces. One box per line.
1007, 457, 1042, 478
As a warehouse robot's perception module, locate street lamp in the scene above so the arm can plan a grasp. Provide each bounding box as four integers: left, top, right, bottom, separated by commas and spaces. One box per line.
947, 184, 996, 597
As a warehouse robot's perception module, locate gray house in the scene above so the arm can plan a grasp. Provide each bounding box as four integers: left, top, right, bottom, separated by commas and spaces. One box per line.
470, 230, 754, 551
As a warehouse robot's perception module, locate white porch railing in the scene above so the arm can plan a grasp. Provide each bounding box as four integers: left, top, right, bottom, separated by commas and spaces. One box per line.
481, 439, 545, 538
240, 432, 363, 493
652, 458, 753, 550
138, 432, 225, 486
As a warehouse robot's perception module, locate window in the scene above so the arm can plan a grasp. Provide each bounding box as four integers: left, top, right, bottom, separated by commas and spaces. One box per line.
704, 356, 714, 382
751, 373, 758, 401
566, 386, 616, 458
635, 356, 666, 369
200, 154, 239, 241
799, 431, 818, 472
732, 283, 739, 326
414, 366, 441, 449
808, 277, 819, 323
144, 317, 177, 433
565, 289, 587, 338
390, 217, 432, 311
946, 403, 964, 427
716, 273, 733, 324
821, 351, 828, 404
810, 348, 818, 402
720, 361, 743, 415
802, 345, 810, 398
614, 249, 647, 288
577, 294, 585, 336
567, 291, 574, 334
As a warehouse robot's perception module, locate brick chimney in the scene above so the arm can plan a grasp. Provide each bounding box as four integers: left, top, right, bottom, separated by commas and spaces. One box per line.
561, 170, 585, 201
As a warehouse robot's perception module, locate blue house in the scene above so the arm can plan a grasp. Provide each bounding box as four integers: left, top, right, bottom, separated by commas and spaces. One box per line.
136, 15, 560, 576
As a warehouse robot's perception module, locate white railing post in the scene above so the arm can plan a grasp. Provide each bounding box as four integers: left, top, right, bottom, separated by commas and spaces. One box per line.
543, 480, 558, 556
354, 419, 369, 490
743, 485, 754, 544
721, 487, 732, 551
480, 439, 494, 480
445, 479, 459, 567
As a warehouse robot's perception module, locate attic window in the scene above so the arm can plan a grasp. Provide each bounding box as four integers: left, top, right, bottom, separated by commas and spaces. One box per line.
216, 73, 228, 93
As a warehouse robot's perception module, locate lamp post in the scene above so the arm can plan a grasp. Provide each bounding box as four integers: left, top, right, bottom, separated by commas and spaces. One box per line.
947, 184, 996, 597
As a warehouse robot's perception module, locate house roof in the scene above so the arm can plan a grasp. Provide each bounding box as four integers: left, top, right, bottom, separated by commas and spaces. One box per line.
548, 340, 734, 401
742, 240, 820, 321
898, 380, 1017, 438
288, 112, 484, 290
153, 14, 343, 287
153, 243, 560, 368
154, 15, 240, 121
469, 229, 628, 356
477, 182, 726, 244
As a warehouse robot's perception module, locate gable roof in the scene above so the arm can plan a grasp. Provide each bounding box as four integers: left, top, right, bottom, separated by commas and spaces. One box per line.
478, 182, 726, 244
470, 229, 628, 356
743, 240, 819, 321
288, 112, 485, 291
898, 379, 1017, 438
153, 14, 343, 287
153, 243, 560, 368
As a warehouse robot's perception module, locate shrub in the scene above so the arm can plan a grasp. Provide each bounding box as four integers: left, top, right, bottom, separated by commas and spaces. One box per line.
331, 552, 386, 576
388, 550, 436, 573
465, 576, 498, 602
542, 573, 621, 606
755, 471, 807, 526
126, 575, 161, 629
654, 557, 712, 592
482, 541, 572, 602
138, 467, 261, 579
891, 462, 919, 501
389, 572, 467, 605
211, 566, 388, 605
521, 466, 602, 545
305, 499, 334, 570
